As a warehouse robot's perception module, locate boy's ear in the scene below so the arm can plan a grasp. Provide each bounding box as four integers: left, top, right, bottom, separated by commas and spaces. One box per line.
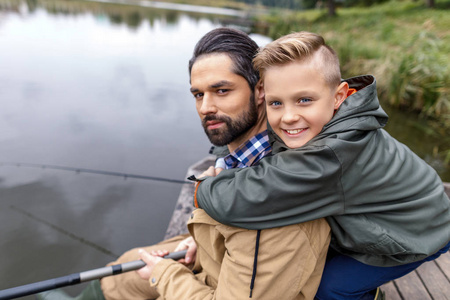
334, 82, 349, 110
255, 80, 265, 106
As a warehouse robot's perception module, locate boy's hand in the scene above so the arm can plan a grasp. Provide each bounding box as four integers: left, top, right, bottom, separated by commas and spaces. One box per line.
199, 166, 215, 178
199, 166, 223, 178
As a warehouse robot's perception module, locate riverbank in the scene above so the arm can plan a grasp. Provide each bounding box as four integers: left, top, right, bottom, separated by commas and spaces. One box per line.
250, 1, 449, 128
249, 0, 450, 178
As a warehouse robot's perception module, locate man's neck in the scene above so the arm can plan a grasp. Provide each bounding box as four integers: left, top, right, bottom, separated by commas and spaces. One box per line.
227, 121, 267, 154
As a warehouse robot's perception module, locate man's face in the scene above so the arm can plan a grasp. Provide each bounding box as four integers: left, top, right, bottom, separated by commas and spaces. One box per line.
265, 61, 343, 149
190, 53, 257, 146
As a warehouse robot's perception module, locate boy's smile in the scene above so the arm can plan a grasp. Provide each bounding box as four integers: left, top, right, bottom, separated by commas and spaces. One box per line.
264, 60, 348, 149
284, 128, 307, 136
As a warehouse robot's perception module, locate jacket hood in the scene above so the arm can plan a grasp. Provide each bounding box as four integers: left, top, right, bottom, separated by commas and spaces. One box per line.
269, 75, 389, 153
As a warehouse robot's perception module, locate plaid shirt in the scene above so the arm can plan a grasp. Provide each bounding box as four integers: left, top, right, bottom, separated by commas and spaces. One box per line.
215, 130, 271, 170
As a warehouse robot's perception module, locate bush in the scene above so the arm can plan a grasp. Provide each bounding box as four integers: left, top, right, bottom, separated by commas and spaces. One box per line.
388, 31, 450, 124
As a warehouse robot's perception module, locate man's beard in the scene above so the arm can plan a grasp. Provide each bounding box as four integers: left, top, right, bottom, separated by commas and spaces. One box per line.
202, 97, 258, 147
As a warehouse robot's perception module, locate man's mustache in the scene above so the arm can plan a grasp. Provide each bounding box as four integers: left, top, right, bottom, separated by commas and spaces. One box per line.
202, 115, 231, 128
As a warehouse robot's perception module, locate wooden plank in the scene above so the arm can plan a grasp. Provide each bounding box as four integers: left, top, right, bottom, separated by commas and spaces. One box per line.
416, 259, 450, 300
435, 250, 450, 281
394, 270, 431, 300
381, 280, 402, 300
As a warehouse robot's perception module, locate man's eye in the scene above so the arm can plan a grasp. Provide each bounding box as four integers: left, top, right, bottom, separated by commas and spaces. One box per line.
217, 89, 229, 95
193, 93, 203, 99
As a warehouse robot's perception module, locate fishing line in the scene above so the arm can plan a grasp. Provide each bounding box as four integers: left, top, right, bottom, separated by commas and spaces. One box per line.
10, 205, 119, 258
0, 162, 191, 184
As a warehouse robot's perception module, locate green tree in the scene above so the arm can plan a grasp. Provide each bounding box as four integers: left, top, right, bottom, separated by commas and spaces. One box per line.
426, 0, 435, 8
327, 0, 336, 16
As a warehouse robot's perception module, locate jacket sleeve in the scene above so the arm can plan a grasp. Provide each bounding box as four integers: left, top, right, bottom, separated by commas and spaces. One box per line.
195, 145, 345, 229
150, 259, 216, 300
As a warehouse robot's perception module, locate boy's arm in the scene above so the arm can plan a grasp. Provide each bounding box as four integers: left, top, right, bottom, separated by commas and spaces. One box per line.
195, 145, 344, 229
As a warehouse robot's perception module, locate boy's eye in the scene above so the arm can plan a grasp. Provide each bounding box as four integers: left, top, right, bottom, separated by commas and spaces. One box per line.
269, 101, 282, 106
298, 98, 312, 104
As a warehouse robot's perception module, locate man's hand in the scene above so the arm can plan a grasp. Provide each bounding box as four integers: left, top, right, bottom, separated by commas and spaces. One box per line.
137, 249, 163, 280
174, 236, 197, 265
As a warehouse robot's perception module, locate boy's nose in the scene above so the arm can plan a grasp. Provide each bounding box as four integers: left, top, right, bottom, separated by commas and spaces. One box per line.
282, 110, 301, 123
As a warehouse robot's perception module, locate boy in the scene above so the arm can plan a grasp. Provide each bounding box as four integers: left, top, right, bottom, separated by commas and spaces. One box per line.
194, 32, 450, 299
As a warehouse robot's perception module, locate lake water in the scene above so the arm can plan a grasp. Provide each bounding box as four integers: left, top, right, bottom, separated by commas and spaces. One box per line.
0, 0, 448, 298
0, 0, 271, 297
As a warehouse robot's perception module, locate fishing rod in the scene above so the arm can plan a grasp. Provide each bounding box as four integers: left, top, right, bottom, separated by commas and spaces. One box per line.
0, 249, 187, 300
0, 162, 190, 185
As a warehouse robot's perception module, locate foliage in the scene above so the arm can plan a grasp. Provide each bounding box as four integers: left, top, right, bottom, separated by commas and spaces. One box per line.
251, 0, 450, 129
342, 0, 390, 7
239, 0, 304, 9
389, 31, 449, 121
233, 0, 391, 9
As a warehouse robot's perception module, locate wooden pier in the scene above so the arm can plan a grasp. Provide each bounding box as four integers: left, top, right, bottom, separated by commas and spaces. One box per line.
165, 157, 450, 300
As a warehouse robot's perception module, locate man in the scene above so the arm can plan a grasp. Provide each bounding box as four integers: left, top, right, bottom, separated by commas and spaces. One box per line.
38, 28, 330, 300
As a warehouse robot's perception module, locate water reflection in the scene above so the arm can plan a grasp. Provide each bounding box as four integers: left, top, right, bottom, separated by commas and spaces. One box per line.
383, 105, 450, 181
0, 0, 270, 296
0, 0, 248, 29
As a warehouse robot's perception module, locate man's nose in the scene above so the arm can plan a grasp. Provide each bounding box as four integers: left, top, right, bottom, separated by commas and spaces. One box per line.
199, 94, 218, 115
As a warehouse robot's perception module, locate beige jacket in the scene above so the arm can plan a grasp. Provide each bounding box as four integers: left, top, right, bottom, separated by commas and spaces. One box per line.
149, 209, 330, 299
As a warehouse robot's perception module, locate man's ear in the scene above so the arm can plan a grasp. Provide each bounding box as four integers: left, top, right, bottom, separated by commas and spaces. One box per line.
334, 81, 349, 110
255, 80, 265, 106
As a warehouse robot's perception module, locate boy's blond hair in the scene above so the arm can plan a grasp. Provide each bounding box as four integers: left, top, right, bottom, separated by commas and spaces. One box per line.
253, 31, 341, 88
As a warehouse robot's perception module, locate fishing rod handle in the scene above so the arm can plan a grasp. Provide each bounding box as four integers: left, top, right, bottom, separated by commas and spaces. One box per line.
80, 249, 188, 282
0, 249, 188, 299
164, 249, 188, 260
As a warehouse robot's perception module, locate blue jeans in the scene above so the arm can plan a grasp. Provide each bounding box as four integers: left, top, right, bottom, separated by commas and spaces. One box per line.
315, 241, 450, 300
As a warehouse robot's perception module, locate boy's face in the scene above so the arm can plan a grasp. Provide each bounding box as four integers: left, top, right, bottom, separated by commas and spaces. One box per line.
264, 61, 347, 149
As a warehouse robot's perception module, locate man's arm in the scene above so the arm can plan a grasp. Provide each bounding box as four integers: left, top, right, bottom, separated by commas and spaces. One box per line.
195, 145, 345, 229
139, 213, 331, 300
138, 256, 216, 300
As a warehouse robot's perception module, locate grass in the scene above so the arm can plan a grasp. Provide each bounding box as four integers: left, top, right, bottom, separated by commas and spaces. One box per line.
252, 0, 450, 129
251, 0, 450, 175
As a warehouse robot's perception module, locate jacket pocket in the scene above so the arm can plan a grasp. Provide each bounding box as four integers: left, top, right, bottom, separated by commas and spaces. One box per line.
363, 232, 406, 255
328, 214, 407, 256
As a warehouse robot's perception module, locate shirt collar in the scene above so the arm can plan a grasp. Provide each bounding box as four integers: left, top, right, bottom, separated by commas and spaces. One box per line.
223, 130, 270, 169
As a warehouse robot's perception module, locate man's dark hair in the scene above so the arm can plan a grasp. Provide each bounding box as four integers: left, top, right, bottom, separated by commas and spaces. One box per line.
188, 27, 260, 91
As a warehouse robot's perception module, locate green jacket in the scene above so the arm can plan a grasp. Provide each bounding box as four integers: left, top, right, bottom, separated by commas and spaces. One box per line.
195, 75, 450, 267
